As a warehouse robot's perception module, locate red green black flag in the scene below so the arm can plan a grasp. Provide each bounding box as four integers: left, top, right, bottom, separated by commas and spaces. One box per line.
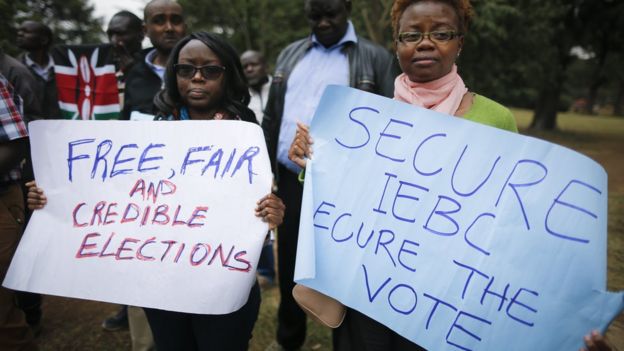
53, 44, 119, 120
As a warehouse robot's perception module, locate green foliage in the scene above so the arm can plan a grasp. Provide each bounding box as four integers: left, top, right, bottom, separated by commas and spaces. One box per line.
0, 0, 104, 55
350, 0, 394, 49
459, 0, 529, 106
179, 0, 307, 66
3, 0, 619, 122
0, 0, 22, 55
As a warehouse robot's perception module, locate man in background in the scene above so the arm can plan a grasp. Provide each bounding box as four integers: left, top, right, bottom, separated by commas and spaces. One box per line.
17, 20, 59, 120
107, 10, 144, 112
121, 0, 187, 120
241, 50, 272, 124
107, 10, 145, 75
241, 50, 275, 288
262, 0, 398, 349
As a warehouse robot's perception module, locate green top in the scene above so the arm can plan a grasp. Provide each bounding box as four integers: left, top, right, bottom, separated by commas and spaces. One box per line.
463, 94, 518, 133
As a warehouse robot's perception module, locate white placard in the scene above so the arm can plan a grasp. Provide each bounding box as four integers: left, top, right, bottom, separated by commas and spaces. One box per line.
4, 120, 272, 314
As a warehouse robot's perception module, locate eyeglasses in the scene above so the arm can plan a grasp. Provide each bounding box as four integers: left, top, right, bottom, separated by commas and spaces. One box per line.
397, 31, 462, 45
174, 64, 226, 80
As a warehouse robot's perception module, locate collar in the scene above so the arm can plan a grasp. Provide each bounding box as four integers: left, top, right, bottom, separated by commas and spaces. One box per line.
24, 53, 54, 72
311, 20, 357, 50
144, 49, 166, 81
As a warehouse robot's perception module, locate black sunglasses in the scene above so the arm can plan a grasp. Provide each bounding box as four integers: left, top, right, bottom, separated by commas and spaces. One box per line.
174, 64, 226, 80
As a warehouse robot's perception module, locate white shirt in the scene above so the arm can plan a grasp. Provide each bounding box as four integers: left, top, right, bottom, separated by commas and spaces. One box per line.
248, 76, 271, 124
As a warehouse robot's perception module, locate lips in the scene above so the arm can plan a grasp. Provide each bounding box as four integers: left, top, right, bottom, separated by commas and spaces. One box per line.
163, 35, 179, 43
412, 57, 438, 65
187, 89, 207, 99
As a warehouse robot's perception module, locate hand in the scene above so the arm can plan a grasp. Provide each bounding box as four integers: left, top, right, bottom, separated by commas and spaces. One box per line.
288, 122, 313, 169
581, 330, 614, 351
25, 180, 47, 210
112, 43, 136, 73
255, 193, 285, 230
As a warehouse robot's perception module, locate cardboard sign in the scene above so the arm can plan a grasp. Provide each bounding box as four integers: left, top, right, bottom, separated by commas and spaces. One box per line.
295, 86, 624, 350
4, 120, 272, 314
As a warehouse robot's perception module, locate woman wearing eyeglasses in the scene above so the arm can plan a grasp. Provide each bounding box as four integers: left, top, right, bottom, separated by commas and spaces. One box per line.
146, 31, 285, 350
290, 0, 517, 172
288, 1, 614, 350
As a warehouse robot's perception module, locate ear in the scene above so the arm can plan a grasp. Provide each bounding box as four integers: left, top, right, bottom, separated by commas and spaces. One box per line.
456, 34, 464, 58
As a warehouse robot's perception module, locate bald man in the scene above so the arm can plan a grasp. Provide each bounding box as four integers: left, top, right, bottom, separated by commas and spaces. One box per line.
121, 0, 187, 119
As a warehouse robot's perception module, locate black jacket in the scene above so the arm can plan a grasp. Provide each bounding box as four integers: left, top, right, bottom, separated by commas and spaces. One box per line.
18, 53, 60, 119
262, 36, 400, 178
121, 48, 163, 120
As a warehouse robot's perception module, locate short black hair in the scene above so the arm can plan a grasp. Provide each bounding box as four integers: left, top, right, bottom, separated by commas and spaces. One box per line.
154, 31, 255, 123
111, 10, 143, 32
21, 21, 54, 47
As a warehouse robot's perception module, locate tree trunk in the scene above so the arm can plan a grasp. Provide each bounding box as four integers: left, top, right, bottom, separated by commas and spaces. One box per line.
614, 79, 624, 116
585, 79, 602, 115
530, 81, 562, 130
585, 41, 609, 115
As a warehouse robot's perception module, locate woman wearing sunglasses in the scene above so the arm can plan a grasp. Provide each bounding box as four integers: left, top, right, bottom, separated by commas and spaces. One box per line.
27, 31, 285, 351
146, 31, 285, 350
288, 1, 614, 350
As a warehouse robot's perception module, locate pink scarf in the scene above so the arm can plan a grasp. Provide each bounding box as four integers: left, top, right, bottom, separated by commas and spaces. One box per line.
393, 65, 468, 116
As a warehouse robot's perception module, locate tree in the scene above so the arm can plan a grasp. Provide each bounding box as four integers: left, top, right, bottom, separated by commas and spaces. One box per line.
0, 0, 104, 54
459, 1, 529, 107
576, 0, 624, 115
350, 0, 394, 49
179, 0, 307, 66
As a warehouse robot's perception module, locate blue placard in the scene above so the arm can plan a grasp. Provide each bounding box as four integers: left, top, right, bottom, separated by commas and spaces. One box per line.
295, 86, 624, 351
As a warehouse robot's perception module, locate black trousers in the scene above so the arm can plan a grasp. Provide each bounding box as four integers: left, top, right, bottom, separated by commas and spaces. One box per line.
144, 282, 260, 351
343, 309, 426, 351
276, 165, 306, 350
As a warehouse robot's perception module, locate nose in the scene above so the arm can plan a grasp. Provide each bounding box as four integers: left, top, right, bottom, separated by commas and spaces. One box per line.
164, 20, 174, 31
191, 68, 205, 81
317, 17, 331, 29
416, 35, 435, 50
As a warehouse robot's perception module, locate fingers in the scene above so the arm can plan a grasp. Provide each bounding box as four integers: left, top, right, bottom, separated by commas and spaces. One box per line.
295, 122, 313, 145
26, 182, 47, 210
256, 193, 285, 230
289, 140, 310, 168
583, 331, 613, 351
27, 190, 47, 210
289, 123, 313, 168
